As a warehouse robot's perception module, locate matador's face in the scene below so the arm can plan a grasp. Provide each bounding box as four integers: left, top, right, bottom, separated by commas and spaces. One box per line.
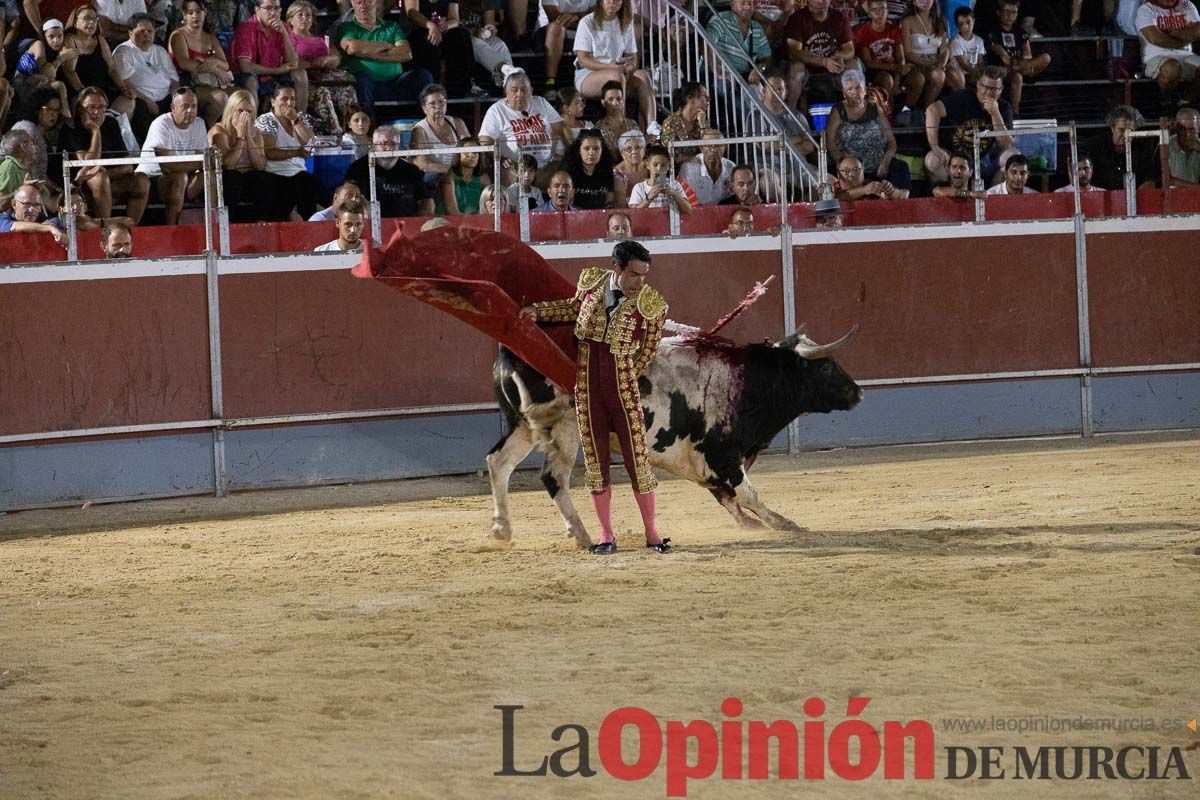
615, 259, 650, 294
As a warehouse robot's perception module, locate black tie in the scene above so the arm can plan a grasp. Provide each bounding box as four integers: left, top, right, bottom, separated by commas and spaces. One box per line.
607, 289, 623, 318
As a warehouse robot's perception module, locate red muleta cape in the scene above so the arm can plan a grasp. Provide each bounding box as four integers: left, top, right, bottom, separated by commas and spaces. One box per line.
353, 226, 580, 392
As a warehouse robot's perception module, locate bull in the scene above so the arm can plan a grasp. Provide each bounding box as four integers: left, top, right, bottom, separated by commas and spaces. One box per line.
486, 327, 863, 548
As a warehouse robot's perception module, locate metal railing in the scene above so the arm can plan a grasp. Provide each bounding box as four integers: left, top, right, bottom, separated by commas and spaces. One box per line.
1123, 128, 1170, 216
366, 143, 503, 246
640, 0, 822, 201
972, 124, 1079, 222
666, 133, 790, 231
61, 151, 213, 260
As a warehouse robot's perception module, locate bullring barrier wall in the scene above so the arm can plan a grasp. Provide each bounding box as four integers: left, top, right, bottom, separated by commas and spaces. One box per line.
1, 198, 1197, 510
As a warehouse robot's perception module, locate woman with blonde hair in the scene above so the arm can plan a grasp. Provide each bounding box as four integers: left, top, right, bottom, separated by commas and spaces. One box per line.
480, 183, 507, 214
207, 88, 268, 222
573, 0, 654, 130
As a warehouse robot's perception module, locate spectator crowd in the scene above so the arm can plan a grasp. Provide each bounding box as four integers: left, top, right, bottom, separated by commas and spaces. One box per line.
1, 0, 1199, 253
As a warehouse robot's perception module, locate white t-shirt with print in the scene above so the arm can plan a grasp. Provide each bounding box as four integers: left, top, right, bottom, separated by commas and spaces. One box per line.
950, 33, 985, 66
480, 97, 563, 166
1136, 0, 1200, 61
137, 114, 207, 176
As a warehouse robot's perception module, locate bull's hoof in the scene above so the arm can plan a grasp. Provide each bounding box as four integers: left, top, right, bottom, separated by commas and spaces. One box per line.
736, 516, 769, 530
567, 526, 593, 549
775, 521, 807, 533
491, 521, 513, 541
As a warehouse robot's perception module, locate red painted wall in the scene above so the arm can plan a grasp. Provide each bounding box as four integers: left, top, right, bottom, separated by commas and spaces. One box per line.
790, 234, 1081, 380
218, 270, 499, 418
2, 224, 1196, 439
1085, 230, 1200, 368
0, 276, 211, 437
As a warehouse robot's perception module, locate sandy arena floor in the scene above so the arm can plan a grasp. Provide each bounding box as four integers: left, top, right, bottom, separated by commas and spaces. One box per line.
2, 432, 1199, 799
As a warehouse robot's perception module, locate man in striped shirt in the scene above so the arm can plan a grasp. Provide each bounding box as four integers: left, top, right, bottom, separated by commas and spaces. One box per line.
706, 0, 773, 81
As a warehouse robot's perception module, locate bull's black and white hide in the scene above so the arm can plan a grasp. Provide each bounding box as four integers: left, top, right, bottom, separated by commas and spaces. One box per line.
486, 330, 863, 548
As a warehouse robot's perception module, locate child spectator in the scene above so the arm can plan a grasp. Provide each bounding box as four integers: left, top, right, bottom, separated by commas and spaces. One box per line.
949, 6, 985, 86
855, 0, 918, 110
629, 144, 692, 214
986, 0, 1051, 116
15, 18, 74, 123
504, 153, 546, 210
438, 136, 491, 214
550, 85, 591, 163
342, 108, 372, 159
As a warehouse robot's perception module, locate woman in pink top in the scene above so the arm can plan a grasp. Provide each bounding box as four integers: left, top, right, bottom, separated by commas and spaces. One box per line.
168, 0, 234, 126
285, 0, 357, 135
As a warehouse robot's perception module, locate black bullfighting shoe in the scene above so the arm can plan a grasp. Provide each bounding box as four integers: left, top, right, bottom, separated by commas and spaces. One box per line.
589, 540, 617, 555
646, 538, 672, 554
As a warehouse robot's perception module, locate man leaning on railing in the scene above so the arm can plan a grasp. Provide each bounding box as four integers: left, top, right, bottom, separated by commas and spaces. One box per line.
0, 181, 66, 246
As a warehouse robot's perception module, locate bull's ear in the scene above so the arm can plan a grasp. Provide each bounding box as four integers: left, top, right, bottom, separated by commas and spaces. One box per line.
774, 323, 808, 348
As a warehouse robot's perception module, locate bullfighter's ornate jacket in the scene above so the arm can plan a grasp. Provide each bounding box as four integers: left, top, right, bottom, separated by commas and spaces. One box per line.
532, 267, 668, 491
531, 267, 668, 374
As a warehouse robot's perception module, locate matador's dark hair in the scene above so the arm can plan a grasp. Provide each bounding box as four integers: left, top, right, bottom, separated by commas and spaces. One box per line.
612, 240, 651, 268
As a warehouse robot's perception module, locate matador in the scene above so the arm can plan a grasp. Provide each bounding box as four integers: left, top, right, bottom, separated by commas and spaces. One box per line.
521, 241, 671, 555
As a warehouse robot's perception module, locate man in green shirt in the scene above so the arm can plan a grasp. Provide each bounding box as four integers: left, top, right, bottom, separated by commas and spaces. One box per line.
0, 129, 35, 201
338, 0, 433, 116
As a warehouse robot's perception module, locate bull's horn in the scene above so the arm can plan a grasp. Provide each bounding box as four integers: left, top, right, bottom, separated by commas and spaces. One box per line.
793, 324, 859, 359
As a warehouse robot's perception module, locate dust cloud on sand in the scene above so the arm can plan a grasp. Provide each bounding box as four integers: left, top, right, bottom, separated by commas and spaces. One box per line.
2, 432, 1198, 798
